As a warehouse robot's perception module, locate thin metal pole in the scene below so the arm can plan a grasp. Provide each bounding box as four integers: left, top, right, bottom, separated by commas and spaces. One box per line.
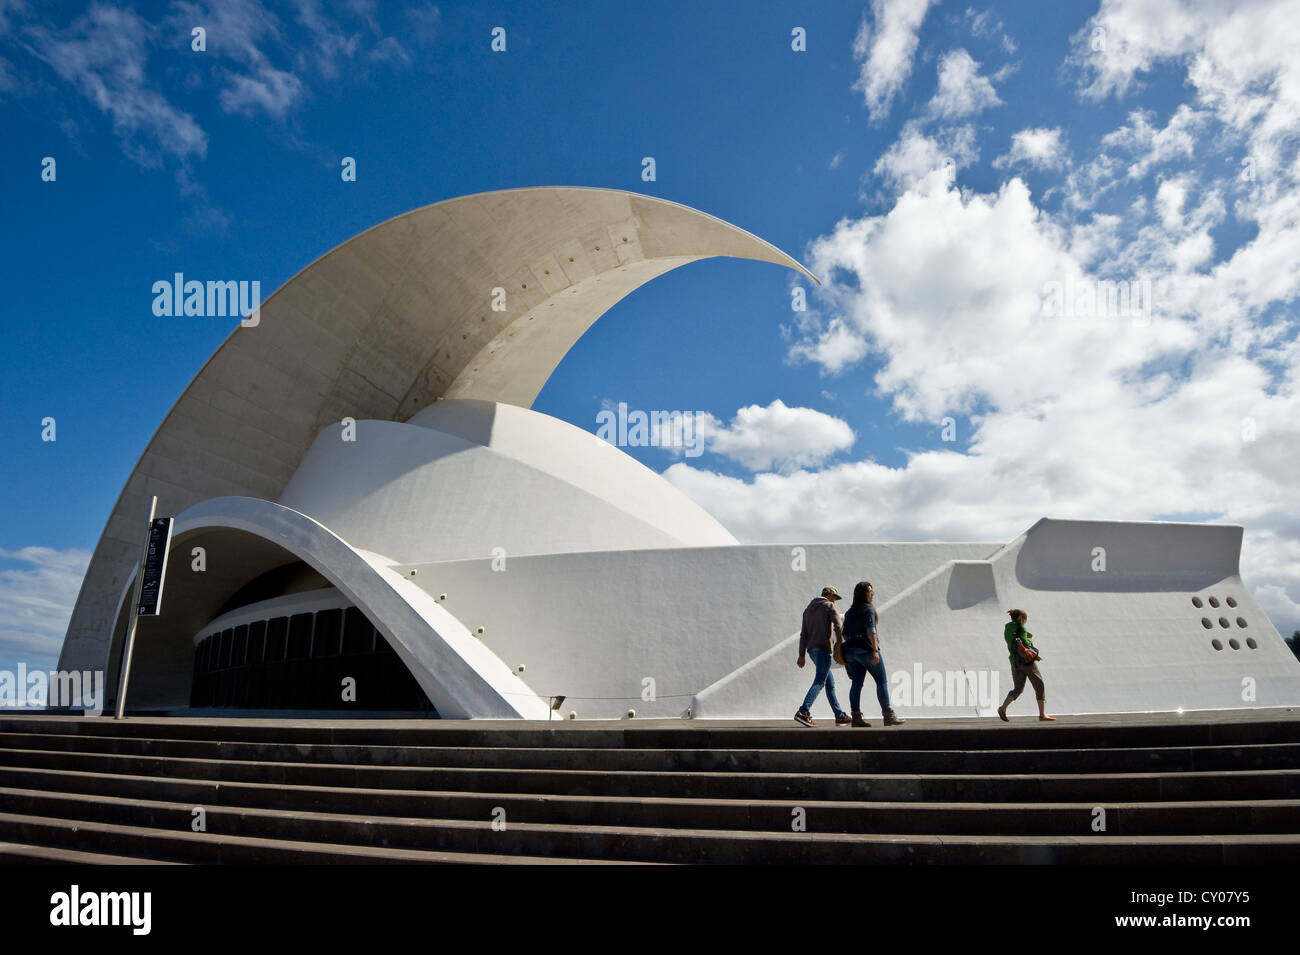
114, 495, 157, 719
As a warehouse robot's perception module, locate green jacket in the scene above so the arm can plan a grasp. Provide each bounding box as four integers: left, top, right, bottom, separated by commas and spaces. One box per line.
1004, 620, 1035, 665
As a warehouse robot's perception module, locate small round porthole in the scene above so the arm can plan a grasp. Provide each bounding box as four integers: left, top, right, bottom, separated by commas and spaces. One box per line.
1219, 617, 1230, 628
1211, 639, 1223, 651
1208, 596, 1220, 608
1192, 596, 1203, 608
1226, 596, 1238, 608
1229, 638, 1241, 650
1246, 637, 1257, 649
1201, 618, 1213, 629
1236, 617, 1247, 628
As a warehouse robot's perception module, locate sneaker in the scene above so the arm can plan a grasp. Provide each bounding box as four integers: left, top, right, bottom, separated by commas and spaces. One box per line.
882, 710, 905, 726
851, 713, 870, 727
834, 713, 852, 726
794, 710, 815, 727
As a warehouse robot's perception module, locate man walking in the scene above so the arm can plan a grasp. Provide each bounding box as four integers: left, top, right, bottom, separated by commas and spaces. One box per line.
795, 586, 850, 727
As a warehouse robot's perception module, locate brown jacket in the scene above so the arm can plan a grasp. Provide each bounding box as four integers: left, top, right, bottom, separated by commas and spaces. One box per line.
799, 597, 843, 656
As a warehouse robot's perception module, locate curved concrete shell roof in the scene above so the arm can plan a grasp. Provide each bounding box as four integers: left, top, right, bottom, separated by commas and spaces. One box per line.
61, 187, 815, 671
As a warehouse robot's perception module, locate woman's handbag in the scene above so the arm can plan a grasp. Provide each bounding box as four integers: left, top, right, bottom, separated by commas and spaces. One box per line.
1015, 632, 1041, 665
833, 641, 846, 666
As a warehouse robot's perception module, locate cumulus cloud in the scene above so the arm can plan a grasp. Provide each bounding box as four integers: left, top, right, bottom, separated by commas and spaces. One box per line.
669, 0, 1300, 638
1103, 105, 1208, 180
0, 547, 91, 672
852, 0, 937, 122
1070, 0, 1300, 175
686, 400, 856, 473
927, 48, 1003, 119
993, 127, 1067, 170
872, 120, 977, 194
788, 315, 873, 375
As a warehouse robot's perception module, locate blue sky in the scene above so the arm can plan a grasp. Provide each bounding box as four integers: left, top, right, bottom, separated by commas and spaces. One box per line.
2, 0, 1299, 673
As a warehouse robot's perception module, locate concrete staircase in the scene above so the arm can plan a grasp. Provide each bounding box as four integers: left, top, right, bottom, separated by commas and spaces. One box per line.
0, 711, 1297, 864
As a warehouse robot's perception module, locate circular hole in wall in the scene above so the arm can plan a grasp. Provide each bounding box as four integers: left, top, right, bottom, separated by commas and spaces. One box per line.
1246, 637, 1257, 649
1209, 597, 1220, 608
1229, 638, 1241, 650
1211, 639, 1223, 650
1201, 618, 1213, 629
1236, 617, 1247, 628
1219, 617, 1230, 628
1226, 596, 1238, 607
1192, 596, 1203, 608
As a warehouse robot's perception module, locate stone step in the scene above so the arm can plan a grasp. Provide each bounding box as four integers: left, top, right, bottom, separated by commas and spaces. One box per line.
1, 774, 1296, 836
2, 731, 1295, 775
0, 810, 640, 865
0, 791, 1294, 864
0, 747, 1295, 801
3, 715, 1297, 751
0, 841, 182, 864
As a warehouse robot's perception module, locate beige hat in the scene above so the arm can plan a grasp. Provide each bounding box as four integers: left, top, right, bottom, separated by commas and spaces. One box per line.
821, 586, 842, 601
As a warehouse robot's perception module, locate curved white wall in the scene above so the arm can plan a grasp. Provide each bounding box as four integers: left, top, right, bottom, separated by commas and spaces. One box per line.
158, 497, 551, 719
279, 400, 736, 564
61, 187, 810, 679
390, 521, 1300, 720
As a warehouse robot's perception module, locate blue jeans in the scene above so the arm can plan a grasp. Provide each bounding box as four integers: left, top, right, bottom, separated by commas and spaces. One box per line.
800, 649, 844, 716
844, 647, 892, 715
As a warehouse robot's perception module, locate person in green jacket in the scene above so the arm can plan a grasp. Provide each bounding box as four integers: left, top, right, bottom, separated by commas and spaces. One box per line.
997, 609, 1055, 722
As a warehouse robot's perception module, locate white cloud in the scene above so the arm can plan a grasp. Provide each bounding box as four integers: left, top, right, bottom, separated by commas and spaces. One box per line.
669, 106, 1300, 637
1071, 0, 1300, 176
219, 64, 303, 118
404, 4, 441, 49
993, 127, 1067, 170
964, 6, 1016, 52
693, 400, 855, 473
788, 313, 874, 375
171, 0, 305, 119
0, 546, 90, 671
852, 0, 937, 122
872, 120, 976, 194
927, 48, 1003, 119
27, 5, 207, 165
1099, 105, 1208, 181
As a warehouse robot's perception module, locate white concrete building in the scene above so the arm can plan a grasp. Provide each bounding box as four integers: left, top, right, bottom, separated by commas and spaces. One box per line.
58, 187, 1300, 720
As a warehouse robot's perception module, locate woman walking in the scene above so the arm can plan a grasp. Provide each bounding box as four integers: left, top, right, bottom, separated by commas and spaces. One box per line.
842, 581, 904, 727
997, 609, 1055, 722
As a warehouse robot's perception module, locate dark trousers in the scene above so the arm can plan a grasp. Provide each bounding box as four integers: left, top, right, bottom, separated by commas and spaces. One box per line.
844, 646, 892, 715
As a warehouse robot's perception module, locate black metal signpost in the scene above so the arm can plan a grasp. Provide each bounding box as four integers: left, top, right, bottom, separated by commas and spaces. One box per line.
114, 496, 173, 719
